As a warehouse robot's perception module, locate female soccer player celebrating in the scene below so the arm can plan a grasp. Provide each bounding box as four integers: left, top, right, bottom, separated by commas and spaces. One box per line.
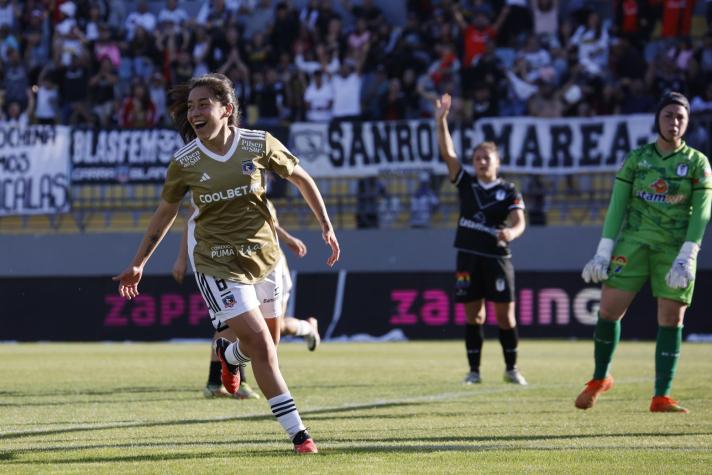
577, 91, 711, 413
114, 73, 339, 452
435, 93, 528, 385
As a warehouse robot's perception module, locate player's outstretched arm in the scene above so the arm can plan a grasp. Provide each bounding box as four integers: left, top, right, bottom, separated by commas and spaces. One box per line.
435, 93, 462, 182
113, 199, 181, 299
286, 165, 340, 266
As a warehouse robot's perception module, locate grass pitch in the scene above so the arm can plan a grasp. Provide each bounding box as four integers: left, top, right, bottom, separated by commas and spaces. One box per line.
1, 340, 711, 474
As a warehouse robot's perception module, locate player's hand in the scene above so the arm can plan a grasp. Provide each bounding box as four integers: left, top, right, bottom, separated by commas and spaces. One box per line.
435, 93, 451, 122
665, 241, 699, 289
581, 238, 614, 284
581, 255, 610, 283
112, 265, 144, 300
323, 228, 340, 267
497, 228, 514, 243
286, 236, 307, 257
172, 257, 187, 284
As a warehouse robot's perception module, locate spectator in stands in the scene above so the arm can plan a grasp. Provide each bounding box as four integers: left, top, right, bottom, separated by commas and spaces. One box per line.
170, 49, 194, 87
304, 69, 333, 122
356, 175, 387, 229
249, 67, 285, 126
1, 99, 31, 126
0, 0, 17, 30
569, 10, 610, 77
435, 93, 528, 386
410, 171, 439, 228
60, 53, 93, 125
32, 72, 59, 125
128, 25, 159, 81
191, 25, 212, 78
269, 1, 299, 58
149, 72, 168, 126
89, 56, 118, 127
381, 78, 407, 121
3, 47, 31, 112
158, 0, 189, 28
532, 0, 559, 41
330, 58, 363, 121
124, 1, 156, 41
494, 0, 533, 47
119, 79, 157, 128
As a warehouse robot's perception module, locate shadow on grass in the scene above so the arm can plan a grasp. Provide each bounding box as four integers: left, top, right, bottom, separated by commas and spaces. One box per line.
4, 431, 712, 465
0, 401, 424, 440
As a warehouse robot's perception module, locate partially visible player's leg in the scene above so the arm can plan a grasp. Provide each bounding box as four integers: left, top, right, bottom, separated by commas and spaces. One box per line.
576, 240, 645, 410
486, 257, 526, 385
463, 300, 485, 384
456, 252, 485, 384
649, 277, 690, 413
223, 309, 316, 451
204, 329, 232, 398
575, 285, 635, 409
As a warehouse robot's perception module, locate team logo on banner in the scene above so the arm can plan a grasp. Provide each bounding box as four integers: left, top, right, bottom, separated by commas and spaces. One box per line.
241, 159, 255, 175
676, 163, 688, 177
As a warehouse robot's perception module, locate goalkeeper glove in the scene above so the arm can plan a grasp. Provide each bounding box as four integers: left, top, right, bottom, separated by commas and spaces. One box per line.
665, 241, 699, 289
582, 238, 614, 284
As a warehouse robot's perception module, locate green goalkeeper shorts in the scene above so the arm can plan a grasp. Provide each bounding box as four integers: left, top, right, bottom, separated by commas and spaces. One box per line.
605, 237, 696, 305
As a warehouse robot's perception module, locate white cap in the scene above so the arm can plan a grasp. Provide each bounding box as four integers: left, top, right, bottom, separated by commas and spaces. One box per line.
59, 1, 76, 17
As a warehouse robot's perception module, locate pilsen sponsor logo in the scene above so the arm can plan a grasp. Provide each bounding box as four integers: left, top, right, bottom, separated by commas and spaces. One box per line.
289, 114, 657, 177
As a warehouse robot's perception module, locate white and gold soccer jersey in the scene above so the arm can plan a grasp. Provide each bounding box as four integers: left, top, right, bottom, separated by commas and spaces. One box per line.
162, 127, 298, 284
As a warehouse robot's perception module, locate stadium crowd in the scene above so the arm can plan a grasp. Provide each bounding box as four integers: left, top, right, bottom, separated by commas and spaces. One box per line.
0, 0, 711, 128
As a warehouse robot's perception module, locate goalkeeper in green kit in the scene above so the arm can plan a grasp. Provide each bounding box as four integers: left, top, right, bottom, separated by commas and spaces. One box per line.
575, 91, 712, 413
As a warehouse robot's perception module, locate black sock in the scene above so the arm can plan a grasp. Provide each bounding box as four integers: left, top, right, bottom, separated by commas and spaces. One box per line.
465, 324, 484, 372
239, 364, 247, 383
499, 327, 518, 371
208, 361, 221, 386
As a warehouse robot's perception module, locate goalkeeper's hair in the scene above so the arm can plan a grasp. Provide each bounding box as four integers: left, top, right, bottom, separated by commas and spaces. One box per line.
168, 73, 241, 143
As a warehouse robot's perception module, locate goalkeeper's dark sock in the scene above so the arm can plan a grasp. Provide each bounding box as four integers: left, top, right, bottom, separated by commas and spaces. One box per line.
465, 323, 484, 373
655, 325, 682, 396
593, 316, 620, 380
498, 327, 519, 371
208, 361, 221, 386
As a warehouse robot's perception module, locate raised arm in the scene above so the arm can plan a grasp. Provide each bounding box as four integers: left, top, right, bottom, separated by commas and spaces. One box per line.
113, 199, 182, 298
286, 165, 340, 266
435, 93, 462, 182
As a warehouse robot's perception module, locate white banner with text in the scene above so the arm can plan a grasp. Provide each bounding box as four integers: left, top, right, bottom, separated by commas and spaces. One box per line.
0, 124, 71, 216
289, 115, 658, 177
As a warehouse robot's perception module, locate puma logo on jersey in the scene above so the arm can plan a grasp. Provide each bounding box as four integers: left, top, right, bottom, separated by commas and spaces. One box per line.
199, 172, 211, 182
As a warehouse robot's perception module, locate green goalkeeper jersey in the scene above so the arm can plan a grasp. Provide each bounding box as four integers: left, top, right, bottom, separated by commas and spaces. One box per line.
613, 142, 712, 247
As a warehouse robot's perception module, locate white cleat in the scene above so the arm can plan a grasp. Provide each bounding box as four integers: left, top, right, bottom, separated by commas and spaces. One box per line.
463, 371, 481, 384
503, 368, 528, 385
304, 317, 321, 351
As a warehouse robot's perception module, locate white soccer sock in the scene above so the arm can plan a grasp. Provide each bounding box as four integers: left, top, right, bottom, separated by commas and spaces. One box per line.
225, 341, 250, 366
269, 392, 305, 439
294, 320, 312, 337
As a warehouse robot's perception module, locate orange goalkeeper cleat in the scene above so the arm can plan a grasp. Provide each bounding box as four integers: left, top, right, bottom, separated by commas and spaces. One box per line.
575, 376, 614, 410
650, 396, 689, 413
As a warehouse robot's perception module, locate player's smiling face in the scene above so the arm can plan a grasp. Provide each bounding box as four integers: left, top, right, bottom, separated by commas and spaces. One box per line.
659, 104, 688, 142
187, 86, 232, 140
473, 148, 499, 182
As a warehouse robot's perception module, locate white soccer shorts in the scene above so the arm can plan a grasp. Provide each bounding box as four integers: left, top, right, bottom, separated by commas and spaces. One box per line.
193, 265, 283, 331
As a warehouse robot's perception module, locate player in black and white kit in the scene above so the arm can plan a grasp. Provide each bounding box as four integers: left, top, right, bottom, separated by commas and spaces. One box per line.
436, 93, 528, 385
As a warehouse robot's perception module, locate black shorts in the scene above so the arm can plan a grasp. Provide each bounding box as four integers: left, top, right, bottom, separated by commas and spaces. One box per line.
455, 251, 515, 303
